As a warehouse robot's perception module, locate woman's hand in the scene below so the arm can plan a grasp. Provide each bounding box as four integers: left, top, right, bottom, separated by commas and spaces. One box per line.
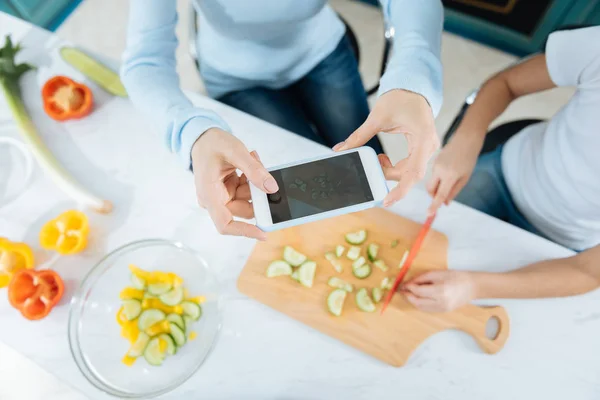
334, 89, 439, 206
191, 128, 279, 240
426, 133, 484, 214
401, 270, 476, 312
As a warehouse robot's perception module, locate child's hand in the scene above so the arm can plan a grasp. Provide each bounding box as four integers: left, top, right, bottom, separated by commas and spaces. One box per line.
191, 128, 278, 240
401, 270, 476, 312
426, 133, 484, 215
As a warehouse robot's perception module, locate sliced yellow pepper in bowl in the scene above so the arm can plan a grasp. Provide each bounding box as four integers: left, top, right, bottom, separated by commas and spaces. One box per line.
0, 238, 34, 288
40, 210, 89, 255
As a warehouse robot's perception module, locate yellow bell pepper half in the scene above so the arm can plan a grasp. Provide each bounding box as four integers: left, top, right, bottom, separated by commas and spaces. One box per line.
0, 238, 35, 288
39, 210, 89, 255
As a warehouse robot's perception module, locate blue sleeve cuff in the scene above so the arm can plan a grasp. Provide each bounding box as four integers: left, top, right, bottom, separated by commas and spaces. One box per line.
170, 108, 232, 169
378, 50, 443, 118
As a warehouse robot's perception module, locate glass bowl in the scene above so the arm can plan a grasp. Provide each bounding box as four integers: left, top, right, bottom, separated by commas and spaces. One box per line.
68, 239, 222, 398
0, 136, 34, 209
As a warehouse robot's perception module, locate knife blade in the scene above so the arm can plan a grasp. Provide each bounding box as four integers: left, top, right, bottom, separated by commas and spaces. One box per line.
380, 212, 436, 314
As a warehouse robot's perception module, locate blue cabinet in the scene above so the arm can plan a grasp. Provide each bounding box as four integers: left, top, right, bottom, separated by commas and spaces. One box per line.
0, 0, 82, 30
355, 0, 599, 56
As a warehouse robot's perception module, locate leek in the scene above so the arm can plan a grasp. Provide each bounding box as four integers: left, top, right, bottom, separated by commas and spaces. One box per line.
0, 36, 112, 213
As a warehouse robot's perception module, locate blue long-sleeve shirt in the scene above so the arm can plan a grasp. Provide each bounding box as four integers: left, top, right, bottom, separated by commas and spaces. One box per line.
121, 0, 443, 168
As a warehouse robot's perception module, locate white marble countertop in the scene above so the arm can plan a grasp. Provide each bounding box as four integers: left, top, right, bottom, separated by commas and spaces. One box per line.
1, 13, 599, 400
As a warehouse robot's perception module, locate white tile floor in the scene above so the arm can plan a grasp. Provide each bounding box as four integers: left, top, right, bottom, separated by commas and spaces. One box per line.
0, 1, 575, 399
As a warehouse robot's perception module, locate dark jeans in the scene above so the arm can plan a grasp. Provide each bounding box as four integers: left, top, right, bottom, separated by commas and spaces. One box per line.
217, 36, 384, 153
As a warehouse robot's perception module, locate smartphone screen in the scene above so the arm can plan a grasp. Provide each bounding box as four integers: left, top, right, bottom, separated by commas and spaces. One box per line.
267, 152, 374, 223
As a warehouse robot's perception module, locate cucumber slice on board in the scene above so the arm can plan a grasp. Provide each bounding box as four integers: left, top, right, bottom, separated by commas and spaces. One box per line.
325, 252, 343, 273
122, 299, 142, 321
352, 256, 366, 269
352, 264, 372, 279
143, 337, 166, 366
127, 332, 150, 358
367, 243, 379, 262
130, 274, 146, 290
147, 282, 172, 296
381, 277, 392, 290
335, 245, 345, 258
298, 261, 317, 288
327, 289, 347, 317
60, 47, 128, 97
398, 250, 409, 269
138, 309, 166, 331
291, 269, 300, 281
355, 288, 376, 312
373, 259, 389, 272
266, 260, 292, 277
372, 287, 383, 303
159, 287, 184, 306
327, 277, 353, 292
283, 246, 307, 267
345, 230, 367, 245
166, 313, 185, 331
169, 322, 186, 347
158, 333, 177, 356
181, 301, 202, 320
346, 246, 361, 261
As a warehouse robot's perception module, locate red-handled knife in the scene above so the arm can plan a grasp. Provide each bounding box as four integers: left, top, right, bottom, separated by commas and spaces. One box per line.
380, 212, 436, 314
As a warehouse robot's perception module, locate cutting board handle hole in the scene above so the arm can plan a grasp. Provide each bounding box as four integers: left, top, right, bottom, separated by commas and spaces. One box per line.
485, 316, 501, 340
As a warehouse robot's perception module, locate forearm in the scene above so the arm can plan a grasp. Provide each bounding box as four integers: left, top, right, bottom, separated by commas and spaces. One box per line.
452, 77, 514, 142
378, 0, 444, 117
121, 0, 229, 168
469, 247, 600, 299
452, 54, 554, 143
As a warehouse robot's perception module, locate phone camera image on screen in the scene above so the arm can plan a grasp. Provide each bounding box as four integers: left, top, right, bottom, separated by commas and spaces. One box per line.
268, 153, 373, 223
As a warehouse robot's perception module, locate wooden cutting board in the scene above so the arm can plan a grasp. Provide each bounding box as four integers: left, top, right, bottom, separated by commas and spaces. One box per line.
237, 208, 510, 366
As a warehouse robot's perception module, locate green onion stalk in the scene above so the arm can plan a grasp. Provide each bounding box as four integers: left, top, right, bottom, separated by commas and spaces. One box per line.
0, 35, 112, 213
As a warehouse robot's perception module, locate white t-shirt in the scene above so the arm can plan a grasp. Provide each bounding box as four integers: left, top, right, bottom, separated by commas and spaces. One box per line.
502, 27, 600, 251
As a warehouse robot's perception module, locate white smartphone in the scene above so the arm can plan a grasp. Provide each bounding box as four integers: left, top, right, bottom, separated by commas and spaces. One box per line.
250, 147, 388, 232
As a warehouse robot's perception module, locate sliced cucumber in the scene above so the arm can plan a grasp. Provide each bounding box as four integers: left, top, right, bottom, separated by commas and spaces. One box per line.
169, 322, 186, 347
159, 286, 184, 306
290, 270, 300, 281
183, 315, 195, 333
346, 246, 361, 261
297, 260, 317, 288
381, 277, 393, 290
127, 332, 150, 358
335, 245, 345, 258
325, 252, 343, 273
398, 250, 409, 269
373, 259, 389, 272
122, 299, 142, 321
352, 256, 366, 269
345, 229, 367, 245
283, 246, 307, 267
166, 313, 185, 331
143, 337, 166, 366
327, 277, 353, 292
147, 281, 172, 296
138, 309, 166, 331
130, 274, 146, 290
367, 243, 379, 262
159, 333, 177, 356
372, 287, 383, 304
352, 264, 372, 279
181, 301, 202, 320
327, 289, 347, 317
266, 260, 292, 277
355, 288, 376, 312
